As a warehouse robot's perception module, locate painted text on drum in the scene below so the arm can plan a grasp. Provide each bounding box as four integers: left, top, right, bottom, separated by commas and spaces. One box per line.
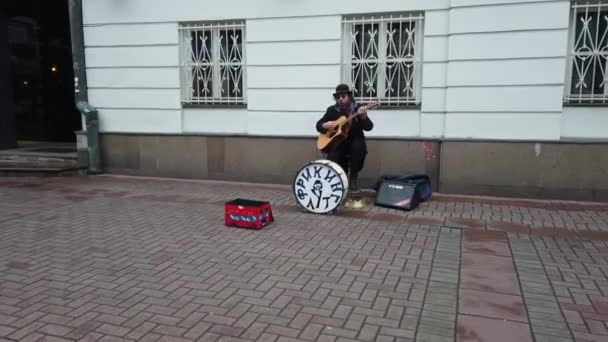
293, 160, 348, 214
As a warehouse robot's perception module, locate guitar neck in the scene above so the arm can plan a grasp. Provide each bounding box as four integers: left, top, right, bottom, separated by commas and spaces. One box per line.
345, 112, 364, 124
344, 102, 378, 123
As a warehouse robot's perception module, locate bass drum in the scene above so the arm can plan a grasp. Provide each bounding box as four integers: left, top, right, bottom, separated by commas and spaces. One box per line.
292, 159, 349, 214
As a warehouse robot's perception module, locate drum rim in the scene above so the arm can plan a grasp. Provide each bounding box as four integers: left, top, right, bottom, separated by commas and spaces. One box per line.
292, 160, 349, 213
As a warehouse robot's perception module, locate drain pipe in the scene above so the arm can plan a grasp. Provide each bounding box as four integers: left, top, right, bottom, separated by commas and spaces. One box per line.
76, 101, 102, 174
68, 0, 102, 174
68, 0, 87, 104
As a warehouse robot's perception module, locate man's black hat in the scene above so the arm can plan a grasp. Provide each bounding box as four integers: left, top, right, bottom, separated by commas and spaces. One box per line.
333, 83, 353, 97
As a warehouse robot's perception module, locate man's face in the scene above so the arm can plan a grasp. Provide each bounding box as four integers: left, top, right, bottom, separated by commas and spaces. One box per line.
335, 93, 351, 107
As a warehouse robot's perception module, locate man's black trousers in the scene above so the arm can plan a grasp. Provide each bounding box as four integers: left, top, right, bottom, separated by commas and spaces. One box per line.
326, 138, 367, 180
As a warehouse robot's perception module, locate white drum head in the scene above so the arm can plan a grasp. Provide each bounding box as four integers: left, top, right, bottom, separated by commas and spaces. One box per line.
293, 159, 349, 214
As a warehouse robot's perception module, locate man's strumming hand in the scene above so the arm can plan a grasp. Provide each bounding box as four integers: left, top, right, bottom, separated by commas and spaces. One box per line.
322, 121, 336, 130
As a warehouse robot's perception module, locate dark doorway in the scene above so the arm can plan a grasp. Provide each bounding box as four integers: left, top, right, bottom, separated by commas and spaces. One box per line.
7, 0, 80, 144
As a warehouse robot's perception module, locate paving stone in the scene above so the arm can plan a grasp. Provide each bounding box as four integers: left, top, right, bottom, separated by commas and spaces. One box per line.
456, 315, 533, 342
415, 333, 453, 342
527, 305, 564, 314
0, 326, 15, 338
358, 324, 379, 341
421, 310, 456, 322
459, 289, 527, 323
530, 318, 570, 329
417, 322, 454, 337
378, 327, 414, 339
522, 290, 556, 300
533, 334, 574, 342
528, 310, 568, 323
531, 324, 572, 336
299, 323, 323, 341
426, 295, 457, 306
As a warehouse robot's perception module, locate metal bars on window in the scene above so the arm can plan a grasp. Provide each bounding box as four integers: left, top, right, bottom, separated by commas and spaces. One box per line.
342, 14, 424, 107
565, 1, 608, 104
179, 22, 245, 105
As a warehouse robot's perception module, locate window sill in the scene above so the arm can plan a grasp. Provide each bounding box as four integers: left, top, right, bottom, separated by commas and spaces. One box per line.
375, 104, 421, 110
182, 103, 247, 109
355, 99, 421, 110
563, 101, 608, 107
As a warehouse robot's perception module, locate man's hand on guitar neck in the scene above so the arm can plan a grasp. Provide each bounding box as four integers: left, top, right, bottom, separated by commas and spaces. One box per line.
357, 105, 368, 119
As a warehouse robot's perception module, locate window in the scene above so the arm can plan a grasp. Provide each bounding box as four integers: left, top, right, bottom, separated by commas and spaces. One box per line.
342, 13, 424, 107
565, 1, 608, 105
179, 21, 246, 105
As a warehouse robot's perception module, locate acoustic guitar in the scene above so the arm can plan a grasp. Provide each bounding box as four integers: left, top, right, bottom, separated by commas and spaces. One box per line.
317, 101, 379, 153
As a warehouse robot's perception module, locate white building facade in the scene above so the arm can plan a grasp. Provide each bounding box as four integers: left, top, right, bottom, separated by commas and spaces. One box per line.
81, 0, 608, 201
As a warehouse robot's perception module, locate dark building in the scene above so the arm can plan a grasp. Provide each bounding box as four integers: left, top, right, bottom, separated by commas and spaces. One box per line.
1, 1, 80, 149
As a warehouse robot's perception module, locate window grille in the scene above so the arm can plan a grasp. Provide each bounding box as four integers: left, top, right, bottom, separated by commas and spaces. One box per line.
565, 1, 608, 104
179, 21, 246, 105
342, 14, 424, 107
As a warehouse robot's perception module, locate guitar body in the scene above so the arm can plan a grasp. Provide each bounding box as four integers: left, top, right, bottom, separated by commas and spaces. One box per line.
316, 101, 379, 153
317, 115, 351, 153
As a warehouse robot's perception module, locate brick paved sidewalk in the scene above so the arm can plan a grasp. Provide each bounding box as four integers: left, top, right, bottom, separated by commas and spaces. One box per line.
0, 175, 607, 342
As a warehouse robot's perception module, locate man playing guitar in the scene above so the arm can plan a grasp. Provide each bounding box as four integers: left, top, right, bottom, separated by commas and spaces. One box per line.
316, 84, 374, 192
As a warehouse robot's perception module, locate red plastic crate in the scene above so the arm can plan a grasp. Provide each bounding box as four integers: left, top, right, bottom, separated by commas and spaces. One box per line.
224, 198, 273, 230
